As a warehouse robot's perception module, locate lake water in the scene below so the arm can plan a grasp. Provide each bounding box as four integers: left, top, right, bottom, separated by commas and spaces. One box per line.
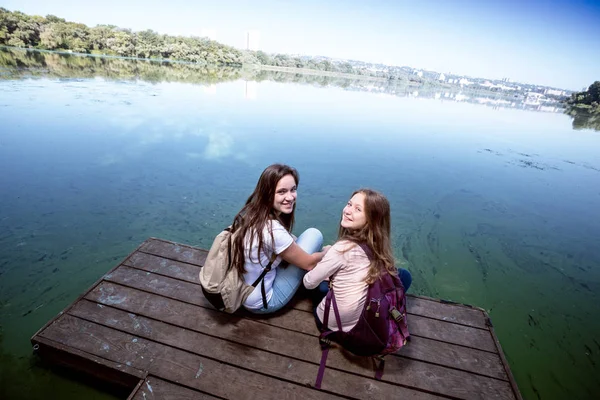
0, 48, 599, 400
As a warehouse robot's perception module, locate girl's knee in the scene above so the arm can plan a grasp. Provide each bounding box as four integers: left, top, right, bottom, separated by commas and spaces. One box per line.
298, 228, 323, 250
397, 268, 412, 292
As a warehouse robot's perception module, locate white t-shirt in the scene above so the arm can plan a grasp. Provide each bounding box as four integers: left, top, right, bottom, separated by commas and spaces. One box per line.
242, 219, 294, 309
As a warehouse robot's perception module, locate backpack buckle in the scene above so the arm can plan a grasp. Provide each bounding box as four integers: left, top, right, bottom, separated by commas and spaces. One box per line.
391, 308, 404, 322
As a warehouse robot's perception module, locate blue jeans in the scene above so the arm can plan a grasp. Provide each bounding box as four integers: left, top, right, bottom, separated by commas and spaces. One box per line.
246, 227, 323, 314
312, 267, 412, 330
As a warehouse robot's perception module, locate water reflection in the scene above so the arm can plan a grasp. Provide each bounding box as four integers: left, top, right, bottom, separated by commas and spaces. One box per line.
565, 108, 600, 131
0, 46, 582, 122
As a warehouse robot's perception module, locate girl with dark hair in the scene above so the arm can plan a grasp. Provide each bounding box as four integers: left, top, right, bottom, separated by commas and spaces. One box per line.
303, 189, 412, 331
231, 164, 329, 314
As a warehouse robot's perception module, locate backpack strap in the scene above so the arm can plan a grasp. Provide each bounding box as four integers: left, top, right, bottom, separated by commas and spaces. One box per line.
315, 280, 344, 389
251, 252, 278, 309
374, 355, 385, 380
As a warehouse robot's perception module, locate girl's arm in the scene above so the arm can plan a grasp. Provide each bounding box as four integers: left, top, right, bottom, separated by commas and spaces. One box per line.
279, 243, 330, 271
303, 244, 343, 289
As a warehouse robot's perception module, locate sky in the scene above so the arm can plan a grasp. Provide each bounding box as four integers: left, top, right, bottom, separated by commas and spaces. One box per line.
2, 0, 599, 90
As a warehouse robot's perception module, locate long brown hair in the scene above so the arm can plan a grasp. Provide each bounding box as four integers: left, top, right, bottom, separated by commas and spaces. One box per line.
231, 164, 299, 274
337, 189, 396, 284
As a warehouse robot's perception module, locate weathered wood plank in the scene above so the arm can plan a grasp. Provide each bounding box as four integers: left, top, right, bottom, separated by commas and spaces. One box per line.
124, 251, 201, 282
86, 282, 515, 399
139, 238, 207, 266
39, 314, 159, 371
32, 335, 145, 390
407, 296, 488, 329
130, 376, 219, 400
40, 314, 343, 399
72, 299, 444, 400
105, 265, 497, 352
398, 336, 506, 380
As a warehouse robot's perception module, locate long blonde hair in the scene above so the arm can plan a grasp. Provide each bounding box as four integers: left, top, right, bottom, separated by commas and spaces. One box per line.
337, 189, 396, 284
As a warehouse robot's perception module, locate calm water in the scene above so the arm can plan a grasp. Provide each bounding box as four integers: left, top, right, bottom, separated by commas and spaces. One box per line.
0, 50, 599, 400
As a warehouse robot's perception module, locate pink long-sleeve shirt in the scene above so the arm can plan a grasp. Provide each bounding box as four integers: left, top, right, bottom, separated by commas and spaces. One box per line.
303, 240, 370, 331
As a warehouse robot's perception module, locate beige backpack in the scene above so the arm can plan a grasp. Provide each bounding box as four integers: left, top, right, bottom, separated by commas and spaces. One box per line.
199, 227, 276, 313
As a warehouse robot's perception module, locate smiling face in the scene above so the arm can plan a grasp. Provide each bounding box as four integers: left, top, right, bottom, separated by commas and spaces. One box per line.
272, 174, 297, 215
341, 192, 367, 231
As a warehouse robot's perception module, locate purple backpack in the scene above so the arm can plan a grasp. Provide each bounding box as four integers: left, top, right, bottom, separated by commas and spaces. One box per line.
315, 243, 409, 388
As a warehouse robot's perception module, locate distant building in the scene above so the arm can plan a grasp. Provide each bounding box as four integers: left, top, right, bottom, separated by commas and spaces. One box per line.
438, 73, 446, 82
246, 30, 260, 51
544, 88, 565, 96
524, 92, 545, 105
414, 70, 423, 77
459, 78, 472, 86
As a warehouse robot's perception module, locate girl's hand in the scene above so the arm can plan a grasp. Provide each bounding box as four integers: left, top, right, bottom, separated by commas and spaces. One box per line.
322, 245, 332, 254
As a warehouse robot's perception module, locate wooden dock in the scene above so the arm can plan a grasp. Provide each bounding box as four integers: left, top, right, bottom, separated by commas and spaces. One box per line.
31, 238, 522, 399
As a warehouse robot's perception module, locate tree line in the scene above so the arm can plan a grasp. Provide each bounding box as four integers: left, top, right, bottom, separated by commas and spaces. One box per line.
0, 8, 245, 65
564, 81, 600, 111
0, 8, 401, 78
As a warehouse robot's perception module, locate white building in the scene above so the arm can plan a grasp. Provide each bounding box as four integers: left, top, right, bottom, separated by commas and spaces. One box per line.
438, 73, 446, 82
246, 30, 261, 51
544, 88, 566, 96
524, 92, 546, 106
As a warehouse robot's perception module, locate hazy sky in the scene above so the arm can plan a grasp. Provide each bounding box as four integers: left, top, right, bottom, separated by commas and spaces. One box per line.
3, 0, 599, 90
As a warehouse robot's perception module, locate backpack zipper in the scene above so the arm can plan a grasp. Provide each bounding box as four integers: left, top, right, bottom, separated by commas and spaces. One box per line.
375, 298, 381, 317
366, 298, 382, 317
366, 297, 377, 311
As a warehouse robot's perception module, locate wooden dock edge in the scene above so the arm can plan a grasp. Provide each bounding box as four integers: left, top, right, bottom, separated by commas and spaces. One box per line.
32, 336, 146, 391
485, 311, 524, 400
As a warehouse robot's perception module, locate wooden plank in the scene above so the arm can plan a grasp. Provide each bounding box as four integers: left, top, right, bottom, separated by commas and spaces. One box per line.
398, 336, 506, 380
86, 282, 515, 399
126, 379, 146, 400
72, 299, 444, 400
407, 296, 488, 329
139, 238, 207, 266
105, 265, 497, 352
39, 314, 159, 371
130, 376, 219, 400
40, 314, 343, 400
408, 315, 495, 352
32, 335, 145, 390
124, 251, 201, 282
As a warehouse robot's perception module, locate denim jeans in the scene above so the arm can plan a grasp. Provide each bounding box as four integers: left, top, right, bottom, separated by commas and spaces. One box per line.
246, 227, 323, 314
